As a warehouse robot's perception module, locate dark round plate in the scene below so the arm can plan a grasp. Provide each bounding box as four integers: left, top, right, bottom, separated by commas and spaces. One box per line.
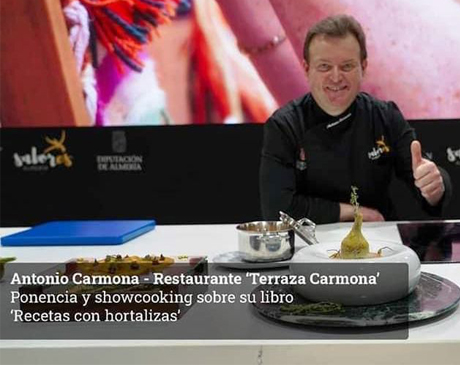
251, 272, 460, 327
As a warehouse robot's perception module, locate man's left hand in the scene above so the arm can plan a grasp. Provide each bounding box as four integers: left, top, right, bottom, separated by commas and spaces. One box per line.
411, 140, 445, 206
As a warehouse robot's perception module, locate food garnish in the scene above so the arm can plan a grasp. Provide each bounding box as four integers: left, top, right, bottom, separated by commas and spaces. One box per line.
0, 257, 16, 264
330, 187, 386, 259
0, 257, 16, 280
74, 254, 174, 275
280, 302, 343, 315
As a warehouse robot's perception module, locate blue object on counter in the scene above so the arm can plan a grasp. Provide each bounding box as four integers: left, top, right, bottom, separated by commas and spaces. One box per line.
1, 220, 156, 246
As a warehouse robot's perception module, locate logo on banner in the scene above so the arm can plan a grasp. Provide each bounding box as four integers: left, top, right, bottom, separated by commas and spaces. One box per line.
112, 130, 127, 154
13, 131, 73, 171
368, 135, 390, 160
447, 147, 460, 165
96, 131, 144, 172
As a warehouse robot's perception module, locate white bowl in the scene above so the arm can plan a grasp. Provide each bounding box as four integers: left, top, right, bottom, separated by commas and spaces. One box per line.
290, 240, 421, 306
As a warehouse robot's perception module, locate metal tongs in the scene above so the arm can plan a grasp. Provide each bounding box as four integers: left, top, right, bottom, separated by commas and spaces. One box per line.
279, 211, 319, 246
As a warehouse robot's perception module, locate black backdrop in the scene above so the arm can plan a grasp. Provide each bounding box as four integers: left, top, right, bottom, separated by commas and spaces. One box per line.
1, 121, 459, 227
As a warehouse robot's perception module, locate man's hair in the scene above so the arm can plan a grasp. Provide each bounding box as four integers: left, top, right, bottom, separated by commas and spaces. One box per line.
303, 15, 367, 63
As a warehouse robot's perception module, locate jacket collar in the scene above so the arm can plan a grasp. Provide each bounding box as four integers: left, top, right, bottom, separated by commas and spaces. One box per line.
310, 94, 357, 131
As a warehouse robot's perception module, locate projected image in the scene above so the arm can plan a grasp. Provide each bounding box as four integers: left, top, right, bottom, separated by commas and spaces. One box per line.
88, 0, 279, 126
2, 0, 460, 127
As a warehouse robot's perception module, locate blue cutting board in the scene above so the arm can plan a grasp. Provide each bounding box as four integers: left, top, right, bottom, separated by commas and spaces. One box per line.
1, 220, 155, 246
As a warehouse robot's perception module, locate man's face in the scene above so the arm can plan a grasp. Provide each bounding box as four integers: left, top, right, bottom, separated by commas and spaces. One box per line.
304, 33, 367, 116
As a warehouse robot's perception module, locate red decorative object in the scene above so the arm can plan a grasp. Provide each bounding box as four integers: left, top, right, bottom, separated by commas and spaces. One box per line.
80, 0, 181, 72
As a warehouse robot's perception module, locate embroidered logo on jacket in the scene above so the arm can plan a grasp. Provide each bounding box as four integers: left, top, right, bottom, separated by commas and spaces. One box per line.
326, 112, 352, 129
296, 148, 307, 170
368, 135, 390, 160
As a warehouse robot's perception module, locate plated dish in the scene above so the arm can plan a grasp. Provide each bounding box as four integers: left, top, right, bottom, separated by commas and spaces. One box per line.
288, 188, 421, 305
290, 239, 421, 305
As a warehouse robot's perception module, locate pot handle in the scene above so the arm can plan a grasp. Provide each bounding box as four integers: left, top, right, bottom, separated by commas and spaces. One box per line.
250, 231, 281, 251
279, 211, 319, 246
259, 230, 281, 243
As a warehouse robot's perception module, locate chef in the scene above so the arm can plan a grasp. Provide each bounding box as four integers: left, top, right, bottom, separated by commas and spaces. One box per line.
259, 15, 452, 224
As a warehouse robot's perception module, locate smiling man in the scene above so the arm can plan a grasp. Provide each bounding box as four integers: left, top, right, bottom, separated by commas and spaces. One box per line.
260, 15, 452, 224
305, 32, 365, 117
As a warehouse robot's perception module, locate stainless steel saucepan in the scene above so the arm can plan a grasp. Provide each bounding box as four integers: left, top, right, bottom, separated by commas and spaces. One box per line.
236, 221, 295, 262
236, 212, 319, 263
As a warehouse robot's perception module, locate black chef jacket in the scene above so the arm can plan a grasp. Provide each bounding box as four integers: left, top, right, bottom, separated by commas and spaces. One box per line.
260, 92, 452, 223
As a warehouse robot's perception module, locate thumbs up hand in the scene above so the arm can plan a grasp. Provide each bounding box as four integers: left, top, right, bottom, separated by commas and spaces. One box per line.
411, 140, 445, 206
